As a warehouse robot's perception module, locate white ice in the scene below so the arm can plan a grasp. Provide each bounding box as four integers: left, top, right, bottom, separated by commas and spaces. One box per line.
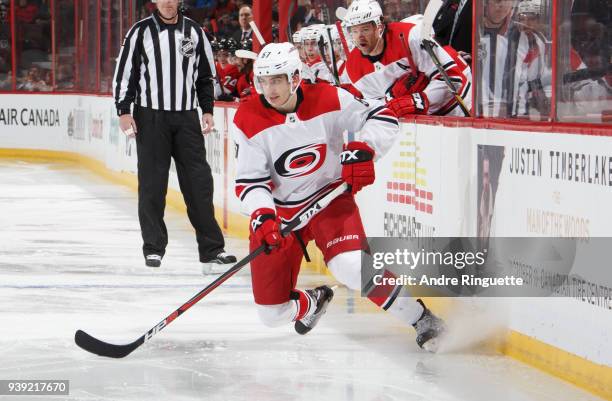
0, 160, 605, 401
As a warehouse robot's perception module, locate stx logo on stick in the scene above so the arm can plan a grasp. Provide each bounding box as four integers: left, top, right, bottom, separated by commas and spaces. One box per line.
145, 321, 167, 342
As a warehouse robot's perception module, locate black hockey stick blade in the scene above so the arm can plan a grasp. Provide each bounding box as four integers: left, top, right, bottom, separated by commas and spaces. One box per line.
75, 329, 143, 358
75, 183, 348, 358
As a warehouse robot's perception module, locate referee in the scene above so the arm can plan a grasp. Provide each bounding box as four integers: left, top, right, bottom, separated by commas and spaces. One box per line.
113, 0, 236, 273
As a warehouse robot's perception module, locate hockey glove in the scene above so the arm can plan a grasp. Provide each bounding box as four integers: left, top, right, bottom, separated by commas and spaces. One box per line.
341, 141, 375, 195
388, 72, 429, 100
250, 208, 292, 254
387, 92, 429, 117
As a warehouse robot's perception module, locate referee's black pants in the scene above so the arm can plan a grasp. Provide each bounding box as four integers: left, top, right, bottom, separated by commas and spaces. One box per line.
133, 105, 225, 262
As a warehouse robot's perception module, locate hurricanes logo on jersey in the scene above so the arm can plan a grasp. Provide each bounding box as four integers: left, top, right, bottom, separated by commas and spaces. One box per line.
274, 143, 327, 178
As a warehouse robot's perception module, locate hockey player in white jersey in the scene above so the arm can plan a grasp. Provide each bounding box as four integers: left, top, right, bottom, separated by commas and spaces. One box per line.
233, 42, 446, 351
300, 24, 335, 83
342, 0, 472, 117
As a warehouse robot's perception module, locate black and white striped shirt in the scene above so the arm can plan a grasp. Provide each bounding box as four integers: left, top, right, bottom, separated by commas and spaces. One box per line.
113, 11, 216, 116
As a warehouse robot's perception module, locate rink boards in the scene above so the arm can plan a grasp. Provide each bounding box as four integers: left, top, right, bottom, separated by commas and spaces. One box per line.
0, 93, 610, 399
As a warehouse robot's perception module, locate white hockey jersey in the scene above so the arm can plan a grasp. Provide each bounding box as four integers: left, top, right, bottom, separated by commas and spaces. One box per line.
305, 56, 334, 83
337, 60, 351, 84
345, 22, 472, 116
233, 83, 399, 228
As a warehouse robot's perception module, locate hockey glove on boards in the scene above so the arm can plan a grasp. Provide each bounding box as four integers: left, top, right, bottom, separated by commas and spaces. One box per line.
387, 92, 429, 117
341, 141, 375, 195
250, 208, 292, 254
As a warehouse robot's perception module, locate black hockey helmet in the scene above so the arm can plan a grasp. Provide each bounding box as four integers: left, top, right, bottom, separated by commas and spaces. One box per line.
239, 38, 253, 51
222, 38, 239, 52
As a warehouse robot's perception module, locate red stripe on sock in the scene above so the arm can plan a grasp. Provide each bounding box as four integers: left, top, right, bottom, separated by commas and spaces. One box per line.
368, 270, 399, 307
294, 290, 311, 321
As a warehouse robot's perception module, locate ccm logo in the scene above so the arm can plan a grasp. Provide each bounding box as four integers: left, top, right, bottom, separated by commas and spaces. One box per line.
326, 235, 360, 248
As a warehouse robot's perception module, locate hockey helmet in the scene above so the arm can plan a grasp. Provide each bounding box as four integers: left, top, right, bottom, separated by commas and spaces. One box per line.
343, 0, 384, 28
253, 42, 302, 95
300, 24, 326, 43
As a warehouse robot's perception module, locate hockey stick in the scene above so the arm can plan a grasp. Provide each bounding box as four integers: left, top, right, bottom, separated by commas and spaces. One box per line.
74, 183, 348, 358
317, 33, 339, 85
249, 20, 267, 47
398, 32, 417, 78
334, 7, 351, 59
235, 49, 258, 60
326, 26, 341, 85
420, 0, 471, 117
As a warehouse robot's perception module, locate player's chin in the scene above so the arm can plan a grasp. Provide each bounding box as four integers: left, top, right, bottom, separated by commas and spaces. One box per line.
267, 95, 282, 105
358, 43, 371, 53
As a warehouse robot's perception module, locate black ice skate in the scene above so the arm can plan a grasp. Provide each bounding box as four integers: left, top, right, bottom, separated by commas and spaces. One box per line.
145, 254, 162, 268
201, 251, 237, 275
294, 285, 335, 335
413, 299, 446, 352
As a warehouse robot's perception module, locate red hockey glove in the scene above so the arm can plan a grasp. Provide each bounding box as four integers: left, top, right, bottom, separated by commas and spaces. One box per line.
388, 72, 429, 100
387, 92, 429, 117
340, 141, 375, 195
250, 208, 292, 253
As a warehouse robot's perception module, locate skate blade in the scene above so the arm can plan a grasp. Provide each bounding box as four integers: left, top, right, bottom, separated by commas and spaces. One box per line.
201, 263, 224, 275
422, 338, 440, 353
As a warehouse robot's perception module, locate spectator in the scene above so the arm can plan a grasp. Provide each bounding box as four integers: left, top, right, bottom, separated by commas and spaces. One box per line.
17, 65, 48, 91
477, 0, 549, 118
383, 0, 419, 22
291, 0, 323, 32
433, 0, 472, 55
56, 63, 74, 90
232, 5, 253, 43
557, 3, 611, 122
16, 0, 40, 24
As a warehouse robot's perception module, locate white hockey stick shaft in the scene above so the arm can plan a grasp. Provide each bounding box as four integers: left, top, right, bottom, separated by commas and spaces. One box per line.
249, 20, 267, 47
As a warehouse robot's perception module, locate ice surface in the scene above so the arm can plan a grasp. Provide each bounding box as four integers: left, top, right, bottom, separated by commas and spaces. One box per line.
0, 160, 605, 401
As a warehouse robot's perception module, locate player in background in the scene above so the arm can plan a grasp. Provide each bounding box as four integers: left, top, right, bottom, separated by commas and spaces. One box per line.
235, 38, 256, 100
320, 24, 351, 85
300, 24, 335, 83
233, 42, 446, 351
292, 29, 318, 83
342, 0, 472, 117
216, 38, 241, 101
209, 37, 224, 99
292, 30, 306, 62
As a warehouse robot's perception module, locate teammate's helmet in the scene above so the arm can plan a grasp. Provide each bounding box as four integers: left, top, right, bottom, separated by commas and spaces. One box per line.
518, 0, 541, 15
240, 38, 253, 51
218, 38, 228, 51
253, 42, 302, 95
343, 0, 384, 28
226, 38, 239, 52
322, 24, 339, 45
210, 37, 220, 52
292, 29, 302, 44
300, 24, 325, 42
